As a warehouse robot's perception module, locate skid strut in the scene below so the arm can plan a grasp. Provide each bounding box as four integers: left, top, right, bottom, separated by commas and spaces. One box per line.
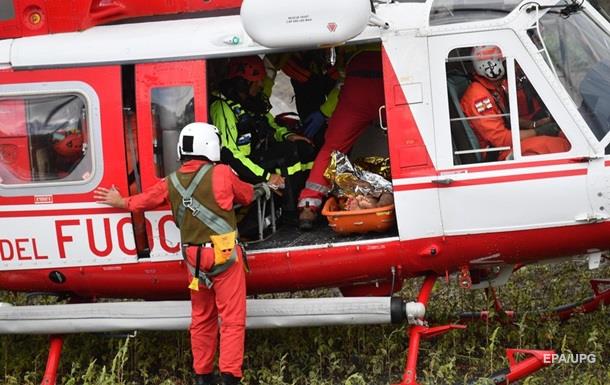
41, 335, 64, 385
503, 349, 555, 383
395, 276, 555, 385
396, 275, 465, 385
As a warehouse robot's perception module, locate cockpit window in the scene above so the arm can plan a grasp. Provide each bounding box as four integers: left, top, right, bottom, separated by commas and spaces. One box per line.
536, 5, 610, 141
430, 0, 522, 26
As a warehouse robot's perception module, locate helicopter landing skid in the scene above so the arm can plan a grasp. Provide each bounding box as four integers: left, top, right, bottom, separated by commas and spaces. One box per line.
459, 279, 610, 323
394, 275, 555, 385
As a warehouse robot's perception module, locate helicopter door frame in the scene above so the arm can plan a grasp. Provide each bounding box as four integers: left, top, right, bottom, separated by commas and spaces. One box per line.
382, 36, 443, 241
133, 59, 206, 261
134, 60, 207, 189
428, 29, 595, 236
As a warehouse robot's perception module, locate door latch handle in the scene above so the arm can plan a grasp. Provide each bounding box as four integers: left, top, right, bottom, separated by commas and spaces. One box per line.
431, 178, 454, 185
378, 105, 387, 131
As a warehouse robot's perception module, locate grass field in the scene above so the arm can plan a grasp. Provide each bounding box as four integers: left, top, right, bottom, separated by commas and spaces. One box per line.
1, 261, 608, 385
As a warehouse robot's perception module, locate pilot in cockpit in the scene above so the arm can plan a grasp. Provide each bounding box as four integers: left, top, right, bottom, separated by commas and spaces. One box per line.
460, 45, 571, 161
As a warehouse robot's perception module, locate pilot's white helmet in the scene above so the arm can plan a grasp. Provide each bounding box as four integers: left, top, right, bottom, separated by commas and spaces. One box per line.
177, 122, 221, 162
472, 46, 505, 80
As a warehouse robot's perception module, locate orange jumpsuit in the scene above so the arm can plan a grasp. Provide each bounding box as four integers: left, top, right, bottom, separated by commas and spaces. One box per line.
124, 160, 253, 378
460, 75, 570, 160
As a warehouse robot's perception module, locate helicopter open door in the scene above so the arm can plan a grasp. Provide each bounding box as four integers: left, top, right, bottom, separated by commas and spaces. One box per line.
428, 29, 597, 238
133, 60, 206, 259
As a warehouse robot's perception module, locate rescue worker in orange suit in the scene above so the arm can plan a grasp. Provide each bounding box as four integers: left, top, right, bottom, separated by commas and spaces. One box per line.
460, 46, 570, 161
297, 47, 384, 230
210, 55, 315, 222
94, 122, 271, 385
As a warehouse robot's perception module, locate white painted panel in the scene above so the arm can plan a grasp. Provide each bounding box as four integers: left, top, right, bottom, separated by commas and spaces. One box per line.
394, 189, 444, 239
439, 174, 591, 234
10, 15, 383, 69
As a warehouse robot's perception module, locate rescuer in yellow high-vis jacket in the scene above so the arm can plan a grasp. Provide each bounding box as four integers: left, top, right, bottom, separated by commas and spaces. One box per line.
210, 55, 316, 221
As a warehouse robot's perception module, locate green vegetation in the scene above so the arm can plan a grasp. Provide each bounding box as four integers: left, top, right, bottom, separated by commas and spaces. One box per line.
1, 262, 608, 384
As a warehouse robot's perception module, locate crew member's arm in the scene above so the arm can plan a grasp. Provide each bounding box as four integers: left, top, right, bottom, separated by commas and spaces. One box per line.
266, 112, 312, 145
210, 99, 270, 183
94, 179, 169, 211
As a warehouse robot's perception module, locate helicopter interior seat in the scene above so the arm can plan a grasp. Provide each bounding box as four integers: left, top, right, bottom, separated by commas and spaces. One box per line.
447, 70, 482, 164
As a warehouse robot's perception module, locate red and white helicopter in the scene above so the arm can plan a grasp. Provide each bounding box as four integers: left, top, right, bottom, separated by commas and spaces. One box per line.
1, 0, 610, 384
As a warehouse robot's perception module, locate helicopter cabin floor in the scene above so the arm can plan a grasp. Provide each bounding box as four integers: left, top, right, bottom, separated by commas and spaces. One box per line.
244, 220, 398, 251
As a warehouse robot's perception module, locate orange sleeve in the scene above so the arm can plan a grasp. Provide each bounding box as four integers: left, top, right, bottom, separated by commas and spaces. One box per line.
124, 179, 169, 212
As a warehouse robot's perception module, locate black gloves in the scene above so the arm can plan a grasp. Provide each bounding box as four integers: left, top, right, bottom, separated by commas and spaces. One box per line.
534, 122, 561, 137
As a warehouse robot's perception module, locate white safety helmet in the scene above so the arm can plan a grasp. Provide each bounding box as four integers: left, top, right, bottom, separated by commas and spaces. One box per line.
472, 46, 505, 80
177, 122, 221, 162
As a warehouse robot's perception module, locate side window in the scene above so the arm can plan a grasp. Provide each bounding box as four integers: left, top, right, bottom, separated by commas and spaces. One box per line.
0, 94, 90, 185
446, 45, 571, 165
151, 86, 194, 177
537, 9, 610, 148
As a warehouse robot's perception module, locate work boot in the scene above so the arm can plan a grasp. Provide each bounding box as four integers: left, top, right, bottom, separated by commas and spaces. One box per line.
221, 373, 241, 385
194, 373, 216, 385
298, 203, 318, 231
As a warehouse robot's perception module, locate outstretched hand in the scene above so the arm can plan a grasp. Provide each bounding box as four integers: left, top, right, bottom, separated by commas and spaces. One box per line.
286, 133, 313, 146
301, 110, 326, 139
94, 185, 127, 209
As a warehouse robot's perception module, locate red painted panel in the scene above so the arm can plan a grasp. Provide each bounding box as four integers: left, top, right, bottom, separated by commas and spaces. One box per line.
443, 157, 590, 174
2, 220, 610, 299
0, 0, 243, 39
382, 49, 436, 180
0, 65, 125, 205
0, 99, 31, 182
